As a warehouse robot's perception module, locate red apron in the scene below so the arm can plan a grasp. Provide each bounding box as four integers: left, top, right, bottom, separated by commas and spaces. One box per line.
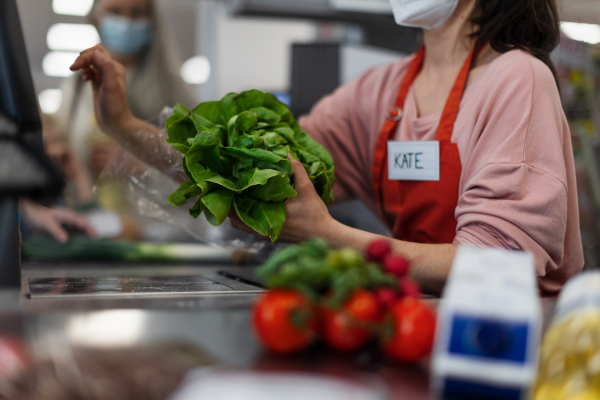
372, 45, 478, 244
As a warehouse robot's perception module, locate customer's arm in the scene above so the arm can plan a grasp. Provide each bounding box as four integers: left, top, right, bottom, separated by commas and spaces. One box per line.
70, 44, 185, 182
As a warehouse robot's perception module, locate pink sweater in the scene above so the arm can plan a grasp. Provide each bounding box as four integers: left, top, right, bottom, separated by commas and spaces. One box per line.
299, 50, 584, 295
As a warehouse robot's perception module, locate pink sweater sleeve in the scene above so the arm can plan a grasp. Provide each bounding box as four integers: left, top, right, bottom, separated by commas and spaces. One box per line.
453, 53, 583, 294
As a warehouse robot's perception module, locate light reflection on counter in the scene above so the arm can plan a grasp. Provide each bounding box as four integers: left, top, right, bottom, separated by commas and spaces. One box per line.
66, 310, 148, 348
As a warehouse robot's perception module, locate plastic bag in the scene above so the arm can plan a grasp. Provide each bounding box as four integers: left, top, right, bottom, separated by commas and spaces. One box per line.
97, 107, 277, 257
533, 271, 600, 400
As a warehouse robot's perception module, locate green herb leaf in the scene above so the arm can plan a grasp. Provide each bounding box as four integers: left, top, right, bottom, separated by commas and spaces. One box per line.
256, 239, 401, 305
165, 108, 195, 154
201, 187, 234, 226
167, 181, 202, 206
233, 196, 286, 242
192, 100, 226, 125
245, 174, 297, 202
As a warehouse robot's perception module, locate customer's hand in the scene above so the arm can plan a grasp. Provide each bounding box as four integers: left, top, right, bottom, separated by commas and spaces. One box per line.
70, 44, 135, 138
19, 199, 97, 243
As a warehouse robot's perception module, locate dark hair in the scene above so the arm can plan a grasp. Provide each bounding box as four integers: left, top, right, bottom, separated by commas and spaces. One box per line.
470, 0, 560, 85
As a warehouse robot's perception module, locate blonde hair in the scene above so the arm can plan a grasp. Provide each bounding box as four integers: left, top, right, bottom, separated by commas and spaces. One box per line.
91, 0, 194, 120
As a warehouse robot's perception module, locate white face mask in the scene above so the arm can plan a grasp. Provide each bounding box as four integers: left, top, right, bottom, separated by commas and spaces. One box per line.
389, 0, 459, 31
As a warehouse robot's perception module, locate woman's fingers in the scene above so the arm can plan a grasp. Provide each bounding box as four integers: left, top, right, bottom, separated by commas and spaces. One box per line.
290, 156, 317, 197
229, 213, 250, 232
72, 53, 107, 88
44, 220, 69, 244
80, 66, 97, 83
54, 208, 97, 238
70, 50, 97, 72
71, 47, 125, 90
77, 43, 107, 58
69, 45, 133, 136
70, 44, 109, 71
229, 216, 248, 232
20, 200, 97, 243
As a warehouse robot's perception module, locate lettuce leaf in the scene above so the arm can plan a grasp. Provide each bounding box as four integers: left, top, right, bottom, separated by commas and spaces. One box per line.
166, 89, 335, 242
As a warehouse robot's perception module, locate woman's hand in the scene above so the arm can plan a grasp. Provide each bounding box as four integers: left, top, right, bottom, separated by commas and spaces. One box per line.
278, 158, 337, 243
70, 45, 135, 138
230, 157, 338, 244
19, 199, 97, 243
69, 45, 178, 179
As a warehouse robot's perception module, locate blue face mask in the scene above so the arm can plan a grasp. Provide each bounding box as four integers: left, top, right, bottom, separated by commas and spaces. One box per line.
99, 14, 153, 57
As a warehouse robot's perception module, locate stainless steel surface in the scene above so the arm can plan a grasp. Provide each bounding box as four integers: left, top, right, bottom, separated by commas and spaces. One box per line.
18, 262, 264, 311
26, 271, 263, 299
2, 262, 265, 366
0, 304, 424, 400
26, 309, 262, 368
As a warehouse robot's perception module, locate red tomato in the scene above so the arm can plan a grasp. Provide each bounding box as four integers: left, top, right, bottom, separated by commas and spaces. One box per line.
253, 289, 316, 354
383, 298, 436, 362
0, 334, 29, 381
322, 290, 381, 352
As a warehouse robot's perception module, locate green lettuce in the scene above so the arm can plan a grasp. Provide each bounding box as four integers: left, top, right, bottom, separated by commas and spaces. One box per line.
166, 89, 335, 242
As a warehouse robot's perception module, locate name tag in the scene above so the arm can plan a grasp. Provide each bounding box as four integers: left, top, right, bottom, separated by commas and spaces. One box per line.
387, 141, 439, 181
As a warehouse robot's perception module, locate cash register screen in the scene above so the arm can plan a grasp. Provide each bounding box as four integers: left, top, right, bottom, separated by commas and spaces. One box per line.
0, 0, 62, 195
0, 0, 43, 138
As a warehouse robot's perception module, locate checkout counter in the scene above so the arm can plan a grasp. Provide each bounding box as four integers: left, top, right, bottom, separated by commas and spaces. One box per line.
0, 1, 564, 399
1, 261, 437, 400
1, 259, 559, 400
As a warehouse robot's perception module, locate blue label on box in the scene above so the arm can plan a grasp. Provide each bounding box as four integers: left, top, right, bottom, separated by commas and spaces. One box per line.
448, 314, 529, 364
442, 377, 523, 400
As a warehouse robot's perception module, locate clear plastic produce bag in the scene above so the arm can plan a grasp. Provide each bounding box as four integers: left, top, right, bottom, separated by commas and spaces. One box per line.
533, 271, 600, 400
97, 106, 277, 257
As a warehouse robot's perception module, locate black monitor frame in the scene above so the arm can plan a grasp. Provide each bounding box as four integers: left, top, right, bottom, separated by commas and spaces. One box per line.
0, 0, 62, 198
0, 0, 43, 137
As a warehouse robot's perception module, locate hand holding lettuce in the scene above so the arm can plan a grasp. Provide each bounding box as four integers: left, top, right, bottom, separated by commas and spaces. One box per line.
166, 90, 335, 242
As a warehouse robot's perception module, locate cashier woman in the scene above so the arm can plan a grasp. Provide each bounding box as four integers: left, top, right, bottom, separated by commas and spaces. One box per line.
70, 0, 584, 295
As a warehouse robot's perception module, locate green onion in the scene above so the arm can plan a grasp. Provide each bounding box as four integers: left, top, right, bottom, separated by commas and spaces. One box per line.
22, 235, 253, 264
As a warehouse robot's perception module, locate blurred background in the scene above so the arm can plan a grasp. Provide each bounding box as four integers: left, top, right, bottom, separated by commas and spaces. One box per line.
13, 0, 600, 267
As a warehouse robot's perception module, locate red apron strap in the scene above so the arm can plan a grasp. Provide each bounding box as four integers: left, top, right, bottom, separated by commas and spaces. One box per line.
435, 44, 481, 141
373, 47, 426, 213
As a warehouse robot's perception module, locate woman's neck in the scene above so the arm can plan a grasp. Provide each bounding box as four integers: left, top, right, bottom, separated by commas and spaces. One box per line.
421, 0, 477, 77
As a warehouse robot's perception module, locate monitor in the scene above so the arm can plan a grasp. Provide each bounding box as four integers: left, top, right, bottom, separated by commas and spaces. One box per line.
0, 0, 42, 138
0, 0, 61, 196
